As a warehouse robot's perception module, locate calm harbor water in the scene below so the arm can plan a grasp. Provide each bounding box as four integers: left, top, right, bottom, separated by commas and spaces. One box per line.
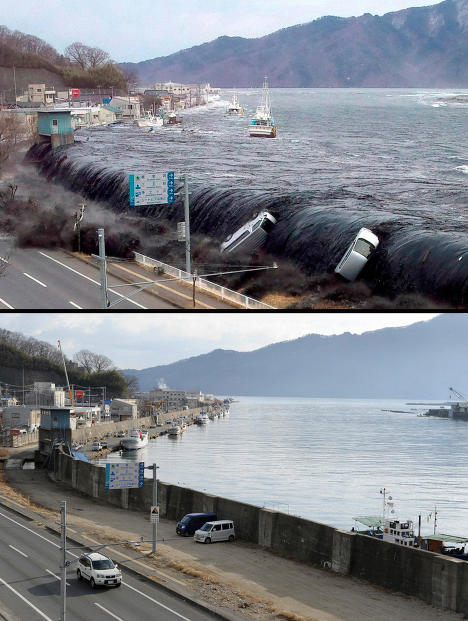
99, 396, 468, 537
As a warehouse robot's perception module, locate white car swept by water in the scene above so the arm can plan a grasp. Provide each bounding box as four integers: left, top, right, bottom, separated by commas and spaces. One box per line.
220, 211, 277, 255
334, 227, 379, 281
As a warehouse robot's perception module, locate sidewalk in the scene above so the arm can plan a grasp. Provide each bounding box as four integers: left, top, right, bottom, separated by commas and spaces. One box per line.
1, 464, 462, 621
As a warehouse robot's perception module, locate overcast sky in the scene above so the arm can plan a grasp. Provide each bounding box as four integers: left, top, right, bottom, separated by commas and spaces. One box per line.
0, 313, 439, 370
3, 0, 443, 63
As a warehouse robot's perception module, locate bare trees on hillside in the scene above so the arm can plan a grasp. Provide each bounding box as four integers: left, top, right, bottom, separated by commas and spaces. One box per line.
64, 42, 110, 70
0, 114, 23, 170
73, 350, 115, 374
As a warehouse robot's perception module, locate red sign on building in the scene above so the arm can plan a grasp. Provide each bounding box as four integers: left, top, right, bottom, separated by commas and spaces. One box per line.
72, 88, 80, 98
75, 390, 84, 399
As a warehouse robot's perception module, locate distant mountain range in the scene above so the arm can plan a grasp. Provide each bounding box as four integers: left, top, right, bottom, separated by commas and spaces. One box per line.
121, 314, 468, 399
121, 0, 468, 88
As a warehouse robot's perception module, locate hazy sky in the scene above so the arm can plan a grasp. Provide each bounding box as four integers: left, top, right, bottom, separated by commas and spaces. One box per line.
3, 0, 443, 63
0, 313, 439, 369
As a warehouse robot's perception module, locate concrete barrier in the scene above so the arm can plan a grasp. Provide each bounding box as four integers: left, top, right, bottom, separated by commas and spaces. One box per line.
52, 450, 468, 615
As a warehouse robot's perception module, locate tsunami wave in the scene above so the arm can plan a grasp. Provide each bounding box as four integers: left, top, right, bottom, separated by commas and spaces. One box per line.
26, 142, 468, 307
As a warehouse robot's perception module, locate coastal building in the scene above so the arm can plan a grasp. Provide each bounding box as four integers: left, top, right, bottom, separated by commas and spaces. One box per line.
2, 406, 41, 431
110, 398, 138, 421
109, 96, 141, 121
38, 406, 76, 456
24, 382, 65, 408
149, 388, 203, 410
36, 109, 74, 148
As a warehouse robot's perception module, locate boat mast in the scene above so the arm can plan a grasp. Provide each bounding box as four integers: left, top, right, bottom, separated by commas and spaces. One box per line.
261, 76, 271, 116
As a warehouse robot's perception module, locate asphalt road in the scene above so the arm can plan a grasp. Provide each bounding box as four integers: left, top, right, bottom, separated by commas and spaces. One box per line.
0, 244, 234, 310
0, 506, 218, 621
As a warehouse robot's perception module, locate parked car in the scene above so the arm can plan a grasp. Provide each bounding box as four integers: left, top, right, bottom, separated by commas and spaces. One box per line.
91, 441, 102, 451
334, 228, 379, 281
117, 430, 126, 438
194, 520, 235, 544
77, 552, 121, 588
100, 440, 108, 449
176, 512, 217, 536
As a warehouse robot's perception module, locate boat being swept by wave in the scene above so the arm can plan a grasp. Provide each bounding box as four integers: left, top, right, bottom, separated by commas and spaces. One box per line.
249, 77, 276, 138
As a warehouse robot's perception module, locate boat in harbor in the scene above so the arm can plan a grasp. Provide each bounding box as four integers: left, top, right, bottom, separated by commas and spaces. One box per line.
121, 428, 148, 450
168, 424, 182, 436
196, 412, 209, 425
249, 77, 276, 138
165, 111, 182, 125
226, 91, 244, 116
134, 114, 163, 129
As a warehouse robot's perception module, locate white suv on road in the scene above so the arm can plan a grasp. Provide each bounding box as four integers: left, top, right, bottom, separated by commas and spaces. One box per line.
77, 552, 122, 588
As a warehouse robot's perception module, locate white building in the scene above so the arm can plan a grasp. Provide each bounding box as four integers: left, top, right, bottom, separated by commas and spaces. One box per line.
149, 389, 203, 410
110, 399, 138, 421
109, 96, 141, 121
24, 383, 65, 408
2, 406, 41, 431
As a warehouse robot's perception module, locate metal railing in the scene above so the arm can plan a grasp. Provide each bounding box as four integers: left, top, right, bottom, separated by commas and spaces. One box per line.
133, 252, 275, 309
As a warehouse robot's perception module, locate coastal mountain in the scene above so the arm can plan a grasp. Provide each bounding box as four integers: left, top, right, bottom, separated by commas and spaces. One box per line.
121, 0, 468, 87
122, 314, 468, 399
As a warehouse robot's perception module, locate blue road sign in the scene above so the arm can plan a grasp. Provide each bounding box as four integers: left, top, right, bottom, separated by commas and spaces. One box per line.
129, 172, 175, 206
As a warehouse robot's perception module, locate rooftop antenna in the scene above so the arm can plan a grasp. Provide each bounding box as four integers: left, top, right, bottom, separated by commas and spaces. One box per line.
57, 339, 73, 405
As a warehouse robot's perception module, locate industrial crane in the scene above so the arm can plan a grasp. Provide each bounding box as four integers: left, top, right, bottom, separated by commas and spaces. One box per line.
449, 387, 468, 403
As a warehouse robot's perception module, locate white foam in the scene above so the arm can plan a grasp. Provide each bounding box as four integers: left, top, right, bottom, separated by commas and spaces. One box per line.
455, 165, 468, 175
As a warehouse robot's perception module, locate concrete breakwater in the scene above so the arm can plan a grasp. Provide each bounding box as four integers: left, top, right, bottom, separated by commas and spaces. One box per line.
52, 449, 468, 616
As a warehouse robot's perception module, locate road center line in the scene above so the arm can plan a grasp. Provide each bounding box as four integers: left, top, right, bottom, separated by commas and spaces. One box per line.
45, 568, 70, 586
0, 297, 14, 309
94, 602, 125, 620
0, 577, 53, 621
38, 251, 147, 309
23, 273, 47, 287
9, 544, 28, 557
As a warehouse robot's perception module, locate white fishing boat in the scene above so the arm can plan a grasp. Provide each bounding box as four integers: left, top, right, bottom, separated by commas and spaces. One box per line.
226, 91, 244, 116
121, 428, 148, 450
134, 114, 163, 129
196, 412, 209, 425
168, 424, 182, 436
249, 77, 276, 138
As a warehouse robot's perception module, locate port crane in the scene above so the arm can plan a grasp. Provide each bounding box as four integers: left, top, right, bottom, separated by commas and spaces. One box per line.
449, 387, 468, 403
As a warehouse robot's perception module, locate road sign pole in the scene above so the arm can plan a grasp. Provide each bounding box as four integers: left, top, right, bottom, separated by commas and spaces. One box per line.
97, 228, 108, 309
152, 463, 157, 554
60, 500, 67, 621
183, 175, 191, 275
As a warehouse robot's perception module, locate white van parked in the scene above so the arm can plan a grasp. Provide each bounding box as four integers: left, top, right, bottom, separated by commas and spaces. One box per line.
194, 520, 235, 544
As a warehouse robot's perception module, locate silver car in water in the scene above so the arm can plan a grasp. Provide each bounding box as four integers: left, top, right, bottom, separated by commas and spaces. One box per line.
335, 228, 379, 281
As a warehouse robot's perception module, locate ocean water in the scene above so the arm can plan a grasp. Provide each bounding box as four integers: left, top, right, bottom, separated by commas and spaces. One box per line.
99, 396, 468, 537
28, 89, 468, 304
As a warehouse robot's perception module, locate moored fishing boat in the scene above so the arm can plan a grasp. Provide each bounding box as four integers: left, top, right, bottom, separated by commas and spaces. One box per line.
121, 428, 148, 450
249, 77, 276, 138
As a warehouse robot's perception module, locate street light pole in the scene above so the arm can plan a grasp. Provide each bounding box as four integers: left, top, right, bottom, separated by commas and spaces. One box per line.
183, 175, 191, 275
97, 228, 109, 308
60, 501, 67, 621
152, 463, 158, 554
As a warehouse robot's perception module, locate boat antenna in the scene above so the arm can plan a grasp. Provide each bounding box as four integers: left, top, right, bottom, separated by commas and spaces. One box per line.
57, 339, 73, 405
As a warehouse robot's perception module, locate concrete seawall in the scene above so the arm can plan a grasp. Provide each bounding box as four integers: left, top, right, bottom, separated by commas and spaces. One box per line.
53, 450, 468, 616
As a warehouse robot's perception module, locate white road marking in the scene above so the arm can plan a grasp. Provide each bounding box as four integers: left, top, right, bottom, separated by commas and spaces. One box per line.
38, 251, 147, 309
0, 510, 190, 620
45, 568, 70, 586
23, 273, 47, 287
0, 297, 14, 309
69, 301, 82, 309
0, 577, 53, 621
8, 544, 28, 557
94, 602, 125, 620
123, 581, 192, 621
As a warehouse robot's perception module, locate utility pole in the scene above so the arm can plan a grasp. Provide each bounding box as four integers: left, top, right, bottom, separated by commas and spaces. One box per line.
60, 501, 67, 621
13, 66, 17, 108
97, 228, 109, 308
183, 175, 191, 275
73, 203, 86, 253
